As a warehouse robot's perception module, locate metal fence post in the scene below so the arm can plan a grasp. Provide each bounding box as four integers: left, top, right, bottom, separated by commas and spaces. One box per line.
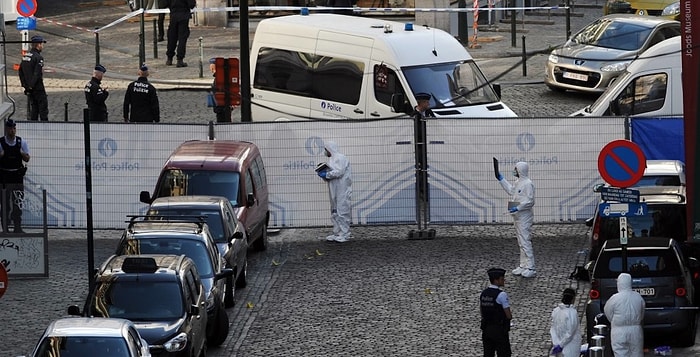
153, 18, 158, 59
521, 35, 527, 76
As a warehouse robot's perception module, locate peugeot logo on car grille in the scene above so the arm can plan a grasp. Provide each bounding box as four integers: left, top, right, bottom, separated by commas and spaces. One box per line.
575, 59, 585, 66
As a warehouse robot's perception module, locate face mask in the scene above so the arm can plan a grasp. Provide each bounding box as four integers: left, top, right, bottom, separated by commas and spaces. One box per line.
512, 169, 519, 177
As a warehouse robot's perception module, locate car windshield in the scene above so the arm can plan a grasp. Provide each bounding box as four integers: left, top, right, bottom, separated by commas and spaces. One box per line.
598, 204, 686, 241
595, 248, 682, 278
149, 208, 226, 243
90, 281, 184, 321
157, 170, 240, 206
402, 60, 499, 109
118, 238, 214, 277
34, 336, 130, 357
572, 19, 652, 51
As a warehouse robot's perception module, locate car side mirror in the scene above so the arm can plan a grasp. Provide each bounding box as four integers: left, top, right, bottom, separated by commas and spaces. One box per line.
216, 268, 234, 281
493, 83, 502, 99
390, 93, 405, 113
585, 216, 594, 227
688, 257, 700, 270
232, 231, 244, 240
67, 305, 82, 316
191, 304, 201, 316
139, 191, 152, 204
246, 193, 255, 207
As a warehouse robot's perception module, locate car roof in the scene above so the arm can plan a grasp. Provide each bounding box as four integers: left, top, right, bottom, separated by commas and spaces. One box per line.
150, 195, 229, 210
644, 160, 684, 175
165, 140, 259, 171
599, 13, 680, 27
602, 237, 673, 249
100, 254, 189, 277
45, 317, 134, 337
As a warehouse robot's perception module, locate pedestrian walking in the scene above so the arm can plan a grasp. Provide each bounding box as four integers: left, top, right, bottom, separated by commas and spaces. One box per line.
84, 64, 109, 122
0, 119, 30, 233
123, 65, 160, 123
549, 288, 581, 357
18, 35, 48, 121
494, 159, 536, 278
603, 272, 645, 357
480, 267, 512, 357
316, 140, 352, 243
165, 0, 196, 68
412, 92, 435, 119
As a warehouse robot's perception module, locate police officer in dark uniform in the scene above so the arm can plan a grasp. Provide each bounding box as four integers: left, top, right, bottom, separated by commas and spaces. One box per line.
412, 92, 436, 119
123, 65, 160, 123
165, 0, 196, 68
18, 35, 48, 121
0, 120, 30, 233
480, 268, 512, 357
84, 64, 109, 122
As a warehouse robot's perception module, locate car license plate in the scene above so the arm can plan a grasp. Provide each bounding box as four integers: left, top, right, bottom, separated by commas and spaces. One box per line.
563, 72, 589, 82
633, 288, 655, 296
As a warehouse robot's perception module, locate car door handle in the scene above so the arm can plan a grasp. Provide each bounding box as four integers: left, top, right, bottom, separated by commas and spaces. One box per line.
370, 112, 380, 117
354, 108, 364, 114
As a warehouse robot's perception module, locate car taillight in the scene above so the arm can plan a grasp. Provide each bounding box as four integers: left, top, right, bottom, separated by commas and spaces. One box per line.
675, 276, 687, 297
590, 279, 600, 299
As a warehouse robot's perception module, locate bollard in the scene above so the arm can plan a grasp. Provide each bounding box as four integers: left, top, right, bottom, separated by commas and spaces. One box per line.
591, 334, 605, 348
589, 346, 604, 357
594, 324, 608, 336
198, 37, 204, 79
94, 29, 100, 66
64, 102, 68, 122
207, 121, 215, 140
521, 35, 527, 77
139, 10, 146, 67
510, 9, 516, 47
153, 18, 158, 59
565, 0, 571, 39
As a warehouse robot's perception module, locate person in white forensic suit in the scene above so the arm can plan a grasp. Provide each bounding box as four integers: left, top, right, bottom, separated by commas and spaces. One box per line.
316, 140, 352, 243
604, 272, 645, 357
496, 161, 536, 278
549, 288, 581, 356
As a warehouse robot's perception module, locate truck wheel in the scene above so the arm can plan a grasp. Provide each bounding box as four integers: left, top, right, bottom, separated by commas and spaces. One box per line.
253, 223, 268, 251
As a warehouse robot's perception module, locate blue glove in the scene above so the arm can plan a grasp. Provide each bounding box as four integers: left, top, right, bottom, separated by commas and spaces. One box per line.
509, 207, 518, 213
317, 170, 327, 179
497, 173, 503, 181
550, 345, 562, 355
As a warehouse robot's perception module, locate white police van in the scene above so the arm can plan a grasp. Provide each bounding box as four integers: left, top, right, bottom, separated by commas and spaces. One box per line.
249, 13, 517, 121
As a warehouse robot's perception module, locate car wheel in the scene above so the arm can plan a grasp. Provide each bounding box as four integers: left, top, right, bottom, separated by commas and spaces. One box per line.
209, 308, 230, 346
224, 276, 235, 308
253, 222, 268, 251
235, 260, 247, 289
677, 311, 697, 347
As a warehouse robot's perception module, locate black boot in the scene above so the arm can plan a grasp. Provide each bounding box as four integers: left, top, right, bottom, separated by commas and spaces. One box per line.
166, 57, 173, 66
13, 221, 23, 234
176, 60, 188, 68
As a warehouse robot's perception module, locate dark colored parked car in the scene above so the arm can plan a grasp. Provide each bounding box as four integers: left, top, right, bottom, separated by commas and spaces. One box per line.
586, 237, 698, 346
69, 255, 208, 357
147, 195, 248, 307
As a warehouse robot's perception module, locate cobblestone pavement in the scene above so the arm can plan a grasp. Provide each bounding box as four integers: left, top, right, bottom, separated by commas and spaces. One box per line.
2, 224, 698, 356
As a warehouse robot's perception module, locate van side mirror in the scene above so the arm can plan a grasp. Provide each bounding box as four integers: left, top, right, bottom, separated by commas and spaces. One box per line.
246, 193, 255, 207
493, 83, 502, 99
191, 304, 200, 316
232, 231, 244, 239
609, 100, 619, 115
139, 191, 152, 204
391, 93, 406, 113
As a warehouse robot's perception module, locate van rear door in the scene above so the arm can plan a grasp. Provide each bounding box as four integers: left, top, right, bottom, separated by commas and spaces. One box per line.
309, 31, 372, 120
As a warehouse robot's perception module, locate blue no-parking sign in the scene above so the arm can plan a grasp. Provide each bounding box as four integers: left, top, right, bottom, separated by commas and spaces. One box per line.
597, 140, 647, 188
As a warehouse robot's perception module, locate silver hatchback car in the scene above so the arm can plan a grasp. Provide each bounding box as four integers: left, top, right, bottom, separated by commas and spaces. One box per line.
545, 14, 680, 93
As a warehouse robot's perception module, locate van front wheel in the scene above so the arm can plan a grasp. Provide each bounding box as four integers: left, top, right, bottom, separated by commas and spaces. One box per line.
253, 223, 268, 251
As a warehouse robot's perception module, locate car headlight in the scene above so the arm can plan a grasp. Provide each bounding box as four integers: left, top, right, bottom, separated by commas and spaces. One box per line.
548, 53, 559, 64
661, 1, 680, 16
601, 61, 631, 72
164, 332, 188, 352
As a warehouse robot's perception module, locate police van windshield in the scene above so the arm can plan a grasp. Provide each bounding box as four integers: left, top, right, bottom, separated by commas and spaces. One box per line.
403, 60, 499, 109
157, 170, 240, 206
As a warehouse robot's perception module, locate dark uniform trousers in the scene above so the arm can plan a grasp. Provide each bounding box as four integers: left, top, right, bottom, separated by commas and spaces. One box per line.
0, 138, 26, 232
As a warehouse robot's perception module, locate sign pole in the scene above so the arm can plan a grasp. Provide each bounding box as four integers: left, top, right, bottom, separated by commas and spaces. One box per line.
620, 216, 628, 273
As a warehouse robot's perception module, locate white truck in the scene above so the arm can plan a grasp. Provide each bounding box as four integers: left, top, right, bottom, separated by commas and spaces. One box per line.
249, 13, 517, 121
571, 36, 682, 118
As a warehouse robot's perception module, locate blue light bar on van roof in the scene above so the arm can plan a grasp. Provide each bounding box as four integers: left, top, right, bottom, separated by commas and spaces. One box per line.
301, 7, 309, 16
405, 23, 413, 31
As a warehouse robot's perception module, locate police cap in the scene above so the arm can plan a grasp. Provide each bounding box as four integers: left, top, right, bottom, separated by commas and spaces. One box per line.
487, 268, 506, 280
5, 119, 16, 128
415, 92, 431, 101
30, 35, 45, 43
209, 58, 217, 64
140, 64, 149, 72
94, 64, 107, 73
